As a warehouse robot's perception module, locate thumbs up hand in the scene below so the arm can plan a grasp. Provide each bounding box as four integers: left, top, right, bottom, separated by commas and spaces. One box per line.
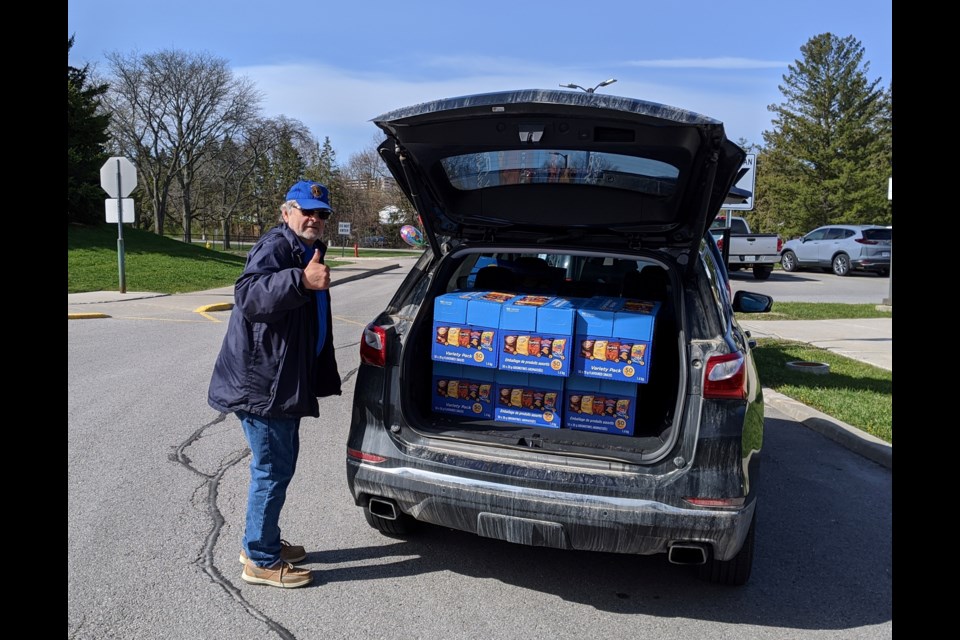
302, 249, 330, 290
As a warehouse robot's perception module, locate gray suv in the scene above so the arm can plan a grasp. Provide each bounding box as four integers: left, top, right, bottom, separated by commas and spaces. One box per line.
781, 224, 891, 276
346, 89, 773, 586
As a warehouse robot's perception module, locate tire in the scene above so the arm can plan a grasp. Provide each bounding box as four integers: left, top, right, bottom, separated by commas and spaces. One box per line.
727, 264, 743, 272
780, 250, 798, 272
363, 502, 418, 536
878, 268, 890, 277
699, 511, 755, 586
752, 265, 772, 280
831, 253, 851, 276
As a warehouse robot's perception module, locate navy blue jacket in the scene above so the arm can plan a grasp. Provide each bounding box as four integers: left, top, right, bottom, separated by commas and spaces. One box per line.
207, 224, 342, 418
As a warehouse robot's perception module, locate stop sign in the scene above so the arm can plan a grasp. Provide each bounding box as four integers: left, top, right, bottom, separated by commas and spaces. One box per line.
100, 157, 137, 198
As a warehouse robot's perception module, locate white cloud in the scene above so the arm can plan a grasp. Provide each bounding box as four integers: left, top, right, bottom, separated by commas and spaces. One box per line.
235, 60, 783, 160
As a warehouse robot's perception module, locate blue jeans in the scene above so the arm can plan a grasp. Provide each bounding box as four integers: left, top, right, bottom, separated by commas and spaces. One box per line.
236, 411, 301, 567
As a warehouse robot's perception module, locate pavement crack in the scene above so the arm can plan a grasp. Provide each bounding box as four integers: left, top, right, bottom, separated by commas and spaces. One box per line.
172, 412, 299, 640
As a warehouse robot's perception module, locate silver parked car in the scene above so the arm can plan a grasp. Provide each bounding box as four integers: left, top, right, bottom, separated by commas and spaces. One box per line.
780, 224, 891, 276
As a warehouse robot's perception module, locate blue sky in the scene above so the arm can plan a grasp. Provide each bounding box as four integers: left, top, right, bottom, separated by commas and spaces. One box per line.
68, 0, 891, 163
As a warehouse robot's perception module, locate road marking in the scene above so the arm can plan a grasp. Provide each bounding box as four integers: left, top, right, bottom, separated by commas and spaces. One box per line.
194, 302, 234, 323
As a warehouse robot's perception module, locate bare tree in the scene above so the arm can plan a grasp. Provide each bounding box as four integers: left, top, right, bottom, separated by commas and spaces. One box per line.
200, 116, 313, 249
102, 49, 261, 239
337, 143, 416, 246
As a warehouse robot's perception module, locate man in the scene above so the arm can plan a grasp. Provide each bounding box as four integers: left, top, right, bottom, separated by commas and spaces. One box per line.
208, 180, 342, 589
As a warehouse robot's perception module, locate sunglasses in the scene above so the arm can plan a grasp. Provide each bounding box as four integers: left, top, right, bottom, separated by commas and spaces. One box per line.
293, 205, 332, 220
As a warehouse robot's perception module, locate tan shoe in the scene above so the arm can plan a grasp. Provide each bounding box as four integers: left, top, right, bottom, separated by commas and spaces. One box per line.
239, 540, 307, 565
241, 560, 312, 588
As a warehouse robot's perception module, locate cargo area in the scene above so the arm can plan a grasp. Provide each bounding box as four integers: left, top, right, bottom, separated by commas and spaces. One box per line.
398, 250, 684, 460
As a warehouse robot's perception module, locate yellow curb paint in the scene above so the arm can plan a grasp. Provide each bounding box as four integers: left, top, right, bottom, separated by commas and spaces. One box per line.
194, 302, 234, 323
194, 303, 234, 313
69, 313, 111, 319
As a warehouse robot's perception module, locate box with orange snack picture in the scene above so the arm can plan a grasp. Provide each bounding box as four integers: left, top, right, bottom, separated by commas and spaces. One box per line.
563, 374, 637, 436
498, 295, 582, 377
432, 291, 512, 369
573, 296, 660, 384
431, 362, 495, 419
493, 370, 563, 428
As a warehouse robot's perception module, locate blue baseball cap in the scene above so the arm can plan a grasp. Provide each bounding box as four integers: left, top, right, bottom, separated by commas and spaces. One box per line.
286, 180, 332, 210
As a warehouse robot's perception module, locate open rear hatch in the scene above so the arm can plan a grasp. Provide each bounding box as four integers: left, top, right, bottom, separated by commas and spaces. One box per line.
371, 89, 746, 266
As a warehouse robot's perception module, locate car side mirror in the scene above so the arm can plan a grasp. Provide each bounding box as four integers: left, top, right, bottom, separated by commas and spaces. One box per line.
733, 290, 773, 313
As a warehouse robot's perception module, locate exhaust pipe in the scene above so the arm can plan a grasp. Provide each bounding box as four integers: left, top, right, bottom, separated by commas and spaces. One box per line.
668, 542, 709, 565
367, 497, 398, 521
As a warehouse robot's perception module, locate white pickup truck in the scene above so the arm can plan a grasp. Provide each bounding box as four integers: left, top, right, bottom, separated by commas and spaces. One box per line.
709, 216, 782, 280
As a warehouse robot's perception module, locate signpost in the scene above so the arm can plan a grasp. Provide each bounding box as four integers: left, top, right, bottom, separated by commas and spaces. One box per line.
883, 177, 892, 307
100, 157, 137, 293
725, 154, 756, 211
338, 221, 351, 257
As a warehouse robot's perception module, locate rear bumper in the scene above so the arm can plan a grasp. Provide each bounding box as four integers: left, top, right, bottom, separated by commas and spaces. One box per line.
347, 459, 755, 560
852, 257, 890, 272
729, 254, 780, 265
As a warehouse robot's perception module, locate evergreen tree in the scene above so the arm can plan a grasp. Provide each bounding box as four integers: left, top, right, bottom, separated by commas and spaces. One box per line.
308, 136, 344, 212
757, 33, 891, 239
67, 35, 111, 225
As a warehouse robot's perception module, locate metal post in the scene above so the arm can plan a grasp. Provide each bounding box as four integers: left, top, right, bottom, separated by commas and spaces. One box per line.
115, 160, 127, 294
882, 177, 891, 306
883, 256, 892, 306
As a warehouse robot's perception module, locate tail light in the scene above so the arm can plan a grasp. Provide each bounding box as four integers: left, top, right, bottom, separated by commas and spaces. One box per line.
347, 447, 386, 463
716, 237, 724, 252
359, 323, 387, 367
855, 238, 878, 245
703, 352, 746, 399
683, 496, 745, 508
776, 236, 783, 252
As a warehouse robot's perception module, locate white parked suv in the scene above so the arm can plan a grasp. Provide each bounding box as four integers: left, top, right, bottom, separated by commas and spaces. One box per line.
780, 224, 891, 276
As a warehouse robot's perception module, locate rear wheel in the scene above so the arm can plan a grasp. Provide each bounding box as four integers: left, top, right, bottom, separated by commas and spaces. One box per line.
699, 511, 755, 586
832, 253, 851, 276
727, 264, 743, 272
752, 265, 772, 280
780, 250, 798, 272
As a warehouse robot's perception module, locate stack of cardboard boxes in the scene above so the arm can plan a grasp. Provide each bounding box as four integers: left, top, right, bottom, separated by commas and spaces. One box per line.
431, 290, 660, 436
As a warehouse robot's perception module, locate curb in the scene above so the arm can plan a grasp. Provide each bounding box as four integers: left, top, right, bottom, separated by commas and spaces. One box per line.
187, 265, 401, 315
68, 312, 111, 319
194, 302, 234, 313
763, 388, 891, 469
331, 263, 400, 286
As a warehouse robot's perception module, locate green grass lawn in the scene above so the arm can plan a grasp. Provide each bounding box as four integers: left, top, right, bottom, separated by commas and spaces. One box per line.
750, 339, 892, 444
737, 301, 892, 321
68, 224, 420, 294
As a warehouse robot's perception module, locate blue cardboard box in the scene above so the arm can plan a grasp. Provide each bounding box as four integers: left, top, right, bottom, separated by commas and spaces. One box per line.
432, 291, 514, 369
564, 374, 637, 436
431, 362, 496, 419
499, 296, 580, 377
493, 370, 564, 428
573, 297, 661, 383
